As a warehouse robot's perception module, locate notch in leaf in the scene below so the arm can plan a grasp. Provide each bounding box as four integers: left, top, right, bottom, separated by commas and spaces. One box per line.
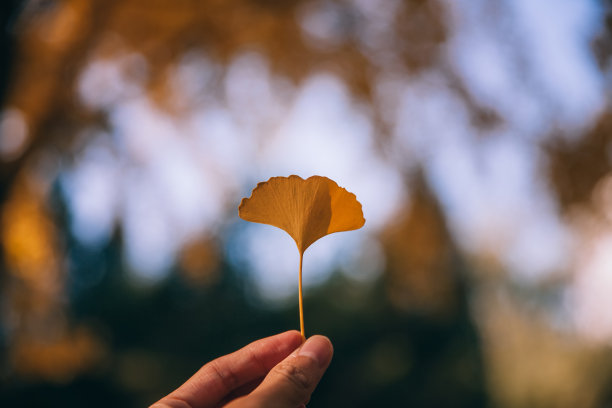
239, 175, 365, 339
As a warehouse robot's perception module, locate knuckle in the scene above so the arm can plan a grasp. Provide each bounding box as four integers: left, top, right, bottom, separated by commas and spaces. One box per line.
150, 397, 192, 408
208, 359, 240, 390
273, 362, 313, 391
245, 347, 267, 373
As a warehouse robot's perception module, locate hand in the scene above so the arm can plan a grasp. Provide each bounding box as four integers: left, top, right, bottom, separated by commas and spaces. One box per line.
151, 331, 333, 408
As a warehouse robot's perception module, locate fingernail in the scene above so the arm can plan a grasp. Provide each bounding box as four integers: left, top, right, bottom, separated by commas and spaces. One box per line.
298, 335, 332, 368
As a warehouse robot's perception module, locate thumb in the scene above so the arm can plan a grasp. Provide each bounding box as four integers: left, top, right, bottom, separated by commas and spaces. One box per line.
227, 335, 333, 408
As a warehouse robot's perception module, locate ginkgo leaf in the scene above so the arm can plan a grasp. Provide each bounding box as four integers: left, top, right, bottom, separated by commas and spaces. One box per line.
238, 175, 365, 254
238, 175, 365, 339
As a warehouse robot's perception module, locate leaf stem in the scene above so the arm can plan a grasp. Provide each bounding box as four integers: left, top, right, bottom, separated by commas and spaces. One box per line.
298, 251, 305, 341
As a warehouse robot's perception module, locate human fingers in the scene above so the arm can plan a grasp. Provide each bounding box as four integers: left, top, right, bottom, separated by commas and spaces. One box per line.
151, 330, 303, 408
225, 335, 333, 408
215, 376, 264, 406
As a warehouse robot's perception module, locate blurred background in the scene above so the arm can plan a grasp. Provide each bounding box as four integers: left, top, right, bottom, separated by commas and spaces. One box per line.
0, 0, 612, 406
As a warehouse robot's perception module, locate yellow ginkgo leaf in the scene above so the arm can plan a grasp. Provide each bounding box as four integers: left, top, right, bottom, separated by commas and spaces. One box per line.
239, 175, 365, 338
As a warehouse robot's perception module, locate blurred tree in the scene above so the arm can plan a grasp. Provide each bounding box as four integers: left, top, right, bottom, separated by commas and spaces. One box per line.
1, 1, 612, 407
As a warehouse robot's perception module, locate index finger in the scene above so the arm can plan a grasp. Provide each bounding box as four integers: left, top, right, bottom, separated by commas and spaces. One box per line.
152, 330, 303, 408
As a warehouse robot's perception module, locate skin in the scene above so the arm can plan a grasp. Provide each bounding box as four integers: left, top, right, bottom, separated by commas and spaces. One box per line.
150, 331, 334, 408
